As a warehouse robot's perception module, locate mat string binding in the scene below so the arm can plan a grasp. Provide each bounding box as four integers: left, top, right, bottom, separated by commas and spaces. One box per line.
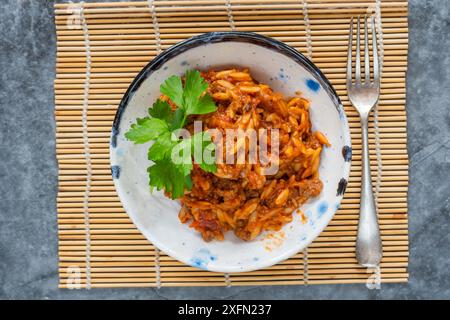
79, 1, 92, 290
366, 265, 381, 289
375, 265, 381, 288
219, 0, 238, 287
372, 0, 385, 287
300, 0, 313, 285
301, 0, 313, 60
224, 273, 232, 287
302, 250, 309, 285
374, 2, 385, 204
225, 0, 236, 31
147, 0, 162, 289
154, 248, 161, 289
148, 0, 162, 55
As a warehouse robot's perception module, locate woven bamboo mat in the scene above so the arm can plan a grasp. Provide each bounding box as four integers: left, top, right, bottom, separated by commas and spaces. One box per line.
54, 0, 409, 288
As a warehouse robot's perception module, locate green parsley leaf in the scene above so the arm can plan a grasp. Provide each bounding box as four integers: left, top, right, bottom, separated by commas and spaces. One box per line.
148, 158, 188, 199
198, 143, 217, 173
147, 161, 168, 191
148, 99, 173, 122
125, 70, 218, 199
147, 132, 176, 161
125, 117, 169, 144
189, 94, 217, 115
191, 131, 217, 173
184, 174, 193, 190
183, 70, 209, 113
170, 108, 186, 130
160, 75, 183, 107
171, 138, 194, 176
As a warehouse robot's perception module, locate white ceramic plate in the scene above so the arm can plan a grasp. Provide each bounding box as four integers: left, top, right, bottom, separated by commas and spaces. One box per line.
110, 32, 351, 273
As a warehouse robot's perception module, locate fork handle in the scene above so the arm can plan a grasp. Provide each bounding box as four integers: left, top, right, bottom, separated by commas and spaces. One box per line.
356, 115, 383, 267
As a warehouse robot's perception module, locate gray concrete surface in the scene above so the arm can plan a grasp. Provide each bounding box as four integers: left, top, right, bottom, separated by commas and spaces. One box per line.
0, 0, 449, 299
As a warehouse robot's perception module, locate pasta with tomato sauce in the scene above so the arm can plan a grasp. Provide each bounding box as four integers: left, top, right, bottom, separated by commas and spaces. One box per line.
169, 68, 329, 242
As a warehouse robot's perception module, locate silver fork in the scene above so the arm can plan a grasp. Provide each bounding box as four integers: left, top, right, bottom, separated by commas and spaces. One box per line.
347, 16, 382, 267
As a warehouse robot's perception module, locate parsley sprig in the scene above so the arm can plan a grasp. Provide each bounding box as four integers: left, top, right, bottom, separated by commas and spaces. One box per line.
125, 70, 218, 199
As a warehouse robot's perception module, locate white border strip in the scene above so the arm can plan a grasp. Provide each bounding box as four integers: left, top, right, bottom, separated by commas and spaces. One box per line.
225, 0, 236, 31
79, 2, 92, 290
301, 0, 313, 60
148, 0, 162, 54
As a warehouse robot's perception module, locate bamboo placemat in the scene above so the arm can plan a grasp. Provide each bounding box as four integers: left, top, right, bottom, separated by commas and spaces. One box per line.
54, 0, 409, 288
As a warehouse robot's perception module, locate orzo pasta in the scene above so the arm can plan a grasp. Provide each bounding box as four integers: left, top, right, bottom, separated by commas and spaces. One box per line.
171, 69, 329, 241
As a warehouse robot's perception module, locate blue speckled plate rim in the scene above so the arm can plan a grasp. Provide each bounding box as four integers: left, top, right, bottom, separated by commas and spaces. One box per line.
110, 31, 352, 273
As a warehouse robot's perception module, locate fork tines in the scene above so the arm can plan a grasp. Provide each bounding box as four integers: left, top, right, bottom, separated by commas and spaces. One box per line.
347, 16, 379, 86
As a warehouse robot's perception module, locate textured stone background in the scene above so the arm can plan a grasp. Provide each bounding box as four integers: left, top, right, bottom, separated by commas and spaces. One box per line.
0, 0, 449, 299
